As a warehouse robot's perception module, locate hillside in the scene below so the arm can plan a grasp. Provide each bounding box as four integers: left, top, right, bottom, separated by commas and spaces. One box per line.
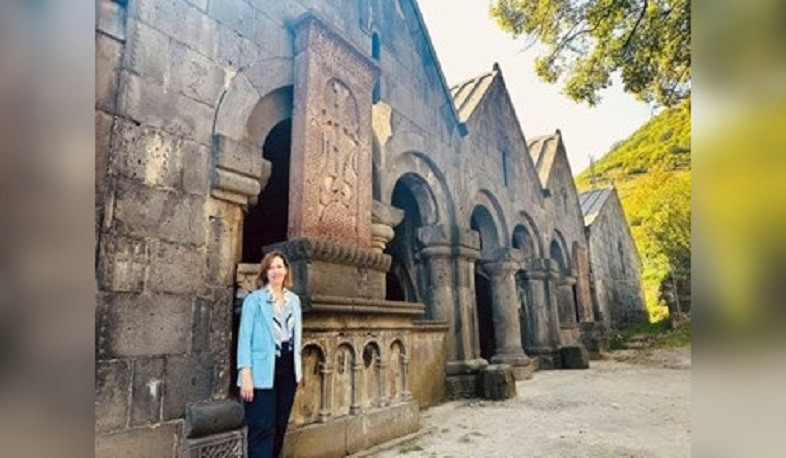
576, 100, 691, 322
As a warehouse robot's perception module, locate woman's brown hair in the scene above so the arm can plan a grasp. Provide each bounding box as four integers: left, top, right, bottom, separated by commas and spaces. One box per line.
255, 250, 294, 289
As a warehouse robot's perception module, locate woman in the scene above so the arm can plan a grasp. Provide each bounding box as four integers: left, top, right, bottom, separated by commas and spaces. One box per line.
237, 251, 303, 458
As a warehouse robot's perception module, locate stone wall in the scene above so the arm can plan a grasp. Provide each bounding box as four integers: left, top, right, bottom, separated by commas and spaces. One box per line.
586, 191, 647, 327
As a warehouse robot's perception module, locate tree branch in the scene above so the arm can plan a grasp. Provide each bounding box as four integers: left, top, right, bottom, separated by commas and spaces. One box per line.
622, 0, 648, 52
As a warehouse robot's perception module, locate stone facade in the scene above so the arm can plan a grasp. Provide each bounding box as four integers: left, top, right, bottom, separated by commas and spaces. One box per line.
95, 0, 640, 455
580, 188, 648, 327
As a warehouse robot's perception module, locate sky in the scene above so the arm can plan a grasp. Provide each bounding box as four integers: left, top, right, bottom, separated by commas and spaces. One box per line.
417, 0, 654, 176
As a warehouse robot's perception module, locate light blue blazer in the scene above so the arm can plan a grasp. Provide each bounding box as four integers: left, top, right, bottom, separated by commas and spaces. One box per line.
236, 287, 303, 389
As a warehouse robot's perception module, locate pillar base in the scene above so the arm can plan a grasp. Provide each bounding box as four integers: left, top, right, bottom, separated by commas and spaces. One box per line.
490, 350, 533, 380
445, 358, 488, 376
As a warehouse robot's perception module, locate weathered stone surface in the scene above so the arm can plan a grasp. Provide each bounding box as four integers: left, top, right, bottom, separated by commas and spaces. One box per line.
163, 354, 215, 420
95, 423, 181, 458
184, 399, 244, 438
560, 345, 590, 369
95, 32, 123, 112
444, 374, 479, 401
99, 293, 192, 357
117, 71, 214, 143
130, 357, 165, 426
130, 0, 219, 60
96, 360, 131, 433
479, 364, 517, 400
207, 0, 256, 38
97, 0, 126, 41
346, 400, 419, 454
169, 40, 225, 105
146, 240, 205, 294
111, 179, 206, 246
125, 19, 171, 85
96, 111, 114, 205
283, 416, 348, 458
97, 234, 148, 294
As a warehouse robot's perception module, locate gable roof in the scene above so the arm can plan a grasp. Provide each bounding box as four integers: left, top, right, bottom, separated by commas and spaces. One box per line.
449, 64, 498, 122
578, 187, 614, 226
527, 131, 562, 187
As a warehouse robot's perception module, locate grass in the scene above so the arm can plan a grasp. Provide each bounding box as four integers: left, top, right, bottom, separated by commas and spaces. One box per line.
398, 439, 423, 454
609, 319, 691, 350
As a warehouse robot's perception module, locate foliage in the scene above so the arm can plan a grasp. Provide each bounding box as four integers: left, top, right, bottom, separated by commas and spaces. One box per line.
576, 100, 690, 320
490, 0, 691, 106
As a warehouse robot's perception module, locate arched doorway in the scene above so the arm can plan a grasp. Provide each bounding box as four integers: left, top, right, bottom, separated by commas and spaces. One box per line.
385, 174, 437, 307
471, 205, 500, 361
242, 118, 292, 263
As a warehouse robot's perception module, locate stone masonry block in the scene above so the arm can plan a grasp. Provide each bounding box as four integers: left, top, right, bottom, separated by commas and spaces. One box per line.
181, 139, 210, 196
169, 40, 225, 106
560, 345, 590, 369
111, 178, 206, 246
99, 293, 192, 357
191, 296, 211, 354
207, 0, 255, 39
117, 71, 214, 143
146, 239, 205, 294
96, 111, 114, 203
131, 0, 219, 61
96, 360, 131, 433
110, 118, 184, 189
163, 354, 215, 421
480, 364, 517, 400
97, 234, 148, 292
96, 32, 123, 112
95, 423, 181, 458
125, 19, 170, 85
97, 0, 126, 41
130, 356, 165, 426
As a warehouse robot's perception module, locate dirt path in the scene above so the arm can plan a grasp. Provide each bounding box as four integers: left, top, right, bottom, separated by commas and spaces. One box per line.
369, 347, 690, 457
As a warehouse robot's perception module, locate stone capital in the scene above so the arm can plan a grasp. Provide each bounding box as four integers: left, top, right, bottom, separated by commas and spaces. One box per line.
372, 200, 404, 227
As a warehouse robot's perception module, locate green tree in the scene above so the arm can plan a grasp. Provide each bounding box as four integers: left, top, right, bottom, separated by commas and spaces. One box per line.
490, 0, 691, 107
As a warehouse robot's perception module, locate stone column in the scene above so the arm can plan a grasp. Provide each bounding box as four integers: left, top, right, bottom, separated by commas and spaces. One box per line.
417, 224, 457, 358
377, 358, 386, 408
401, 353, 411, 400
482, 252, 532, 380
445, 229, 488, 376
545, 260, 564, 349
350, 362, 363, 414
371, 201, 403, 254
318, 362, 331, 423
521, 259, 558, 357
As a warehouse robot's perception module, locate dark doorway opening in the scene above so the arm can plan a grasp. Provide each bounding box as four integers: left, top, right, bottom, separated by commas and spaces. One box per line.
242, 118, 291, 263
474, 271, 496, 361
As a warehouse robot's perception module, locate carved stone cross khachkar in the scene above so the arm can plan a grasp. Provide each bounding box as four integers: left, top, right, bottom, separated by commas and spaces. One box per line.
268, 14, 384, 302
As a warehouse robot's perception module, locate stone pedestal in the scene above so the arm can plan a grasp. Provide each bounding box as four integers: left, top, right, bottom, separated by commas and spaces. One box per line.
479, 364, 517, 400
481, 250, 532, 380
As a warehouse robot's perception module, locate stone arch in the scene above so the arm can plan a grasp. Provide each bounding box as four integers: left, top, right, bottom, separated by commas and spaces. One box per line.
470, 189, 509, 255
470, 205, 500, 255
333, 343, 357, 417
385, 150, 455, 226
550, 230, 570, 274
292, 343, 327, 426
512, 211, 543, 259
361, 341, 383, 410
213, 57, 294, 147
387, 339, 407, 403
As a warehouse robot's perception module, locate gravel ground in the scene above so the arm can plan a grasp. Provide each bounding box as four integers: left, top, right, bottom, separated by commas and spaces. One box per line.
370, 347, 691, 458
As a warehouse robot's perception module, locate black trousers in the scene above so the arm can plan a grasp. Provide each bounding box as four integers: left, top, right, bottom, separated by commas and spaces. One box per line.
244, 343, 297, 458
